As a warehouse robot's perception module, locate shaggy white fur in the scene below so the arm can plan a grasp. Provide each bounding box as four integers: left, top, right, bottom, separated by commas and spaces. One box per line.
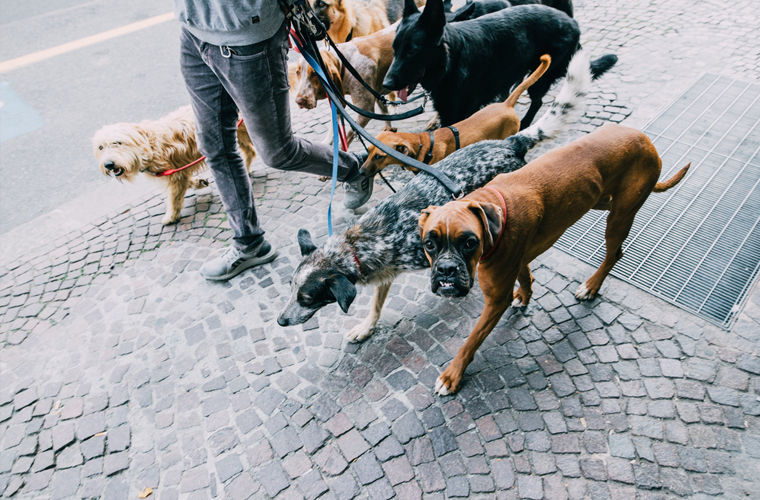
92, 106, 256, 225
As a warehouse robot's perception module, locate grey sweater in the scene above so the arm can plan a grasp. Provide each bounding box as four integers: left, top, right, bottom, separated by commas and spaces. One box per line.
175, 0, 285, 46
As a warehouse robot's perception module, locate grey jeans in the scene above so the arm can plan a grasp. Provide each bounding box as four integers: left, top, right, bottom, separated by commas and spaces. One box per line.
180, 22, 359, 249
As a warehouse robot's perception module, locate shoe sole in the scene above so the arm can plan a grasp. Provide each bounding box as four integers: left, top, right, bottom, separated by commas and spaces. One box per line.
201, 248, 278, 281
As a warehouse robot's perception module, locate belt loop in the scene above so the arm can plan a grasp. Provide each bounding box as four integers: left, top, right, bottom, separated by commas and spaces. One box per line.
220, 45, 232, 58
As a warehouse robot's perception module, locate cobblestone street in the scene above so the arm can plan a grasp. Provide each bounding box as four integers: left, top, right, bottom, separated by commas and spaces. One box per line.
1, 0, 760, 498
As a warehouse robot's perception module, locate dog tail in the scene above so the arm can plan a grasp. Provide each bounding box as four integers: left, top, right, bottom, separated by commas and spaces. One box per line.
590, 54, 618, 80
653, 163, 690, 192
504, 54, 552, 108
513, 49, 592, 153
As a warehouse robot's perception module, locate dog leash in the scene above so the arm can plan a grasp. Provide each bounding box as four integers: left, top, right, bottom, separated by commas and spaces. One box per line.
479, 186, 507, 262
289, 17, 464, 199
150, 118, 245, 177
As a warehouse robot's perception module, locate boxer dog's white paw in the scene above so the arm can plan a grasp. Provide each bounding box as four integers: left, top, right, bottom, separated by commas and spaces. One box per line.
575, 283, 594, 300
434, 377, 451, 396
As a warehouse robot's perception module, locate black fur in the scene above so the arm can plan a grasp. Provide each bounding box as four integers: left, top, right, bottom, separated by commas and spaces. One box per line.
383, 0, 610, 128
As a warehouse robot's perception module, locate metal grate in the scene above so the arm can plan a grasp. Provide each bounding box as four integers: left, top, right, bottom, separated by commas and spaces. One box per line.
555, 74, 760, 329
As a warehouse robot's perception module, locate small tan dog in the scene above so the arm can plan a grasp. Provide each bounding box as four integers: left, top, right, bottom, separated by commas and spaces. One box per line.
293, 23, 399, 144
360, 54, 552, 176
92, 106, 256, 225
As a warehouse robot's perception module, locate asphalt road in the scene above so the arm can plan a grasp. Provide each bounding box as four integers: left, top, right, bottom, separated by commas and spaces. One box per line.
0, 0, 188, 234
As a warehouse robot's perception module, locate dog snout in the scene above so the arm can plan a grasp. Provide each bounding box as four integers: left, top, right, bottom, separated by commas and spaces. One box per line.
104, 161, 116, 171
437, 261, 459, 279
277, 315, 289, 327
295, 96, 311, 109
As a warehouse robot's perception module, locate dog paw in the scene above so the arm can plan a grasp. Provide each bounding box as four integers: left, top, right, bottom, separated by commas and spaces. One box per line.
346, 322, 375, 343
512, 297, 528, 309
435, 364, 462, 395
574, 283, 597, 301
512, 289, 531, 307
434, 377, 451, 396
162, 214, 179, 225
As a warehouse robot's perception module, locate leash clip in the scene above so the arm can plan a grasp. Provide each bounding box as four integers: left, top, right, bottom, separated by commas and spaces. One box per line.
220, 46, 232, 58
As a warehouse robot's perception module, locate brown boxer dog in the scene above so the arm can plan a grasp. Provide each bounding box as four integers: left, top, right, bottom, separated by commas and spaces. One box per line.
418, 123, 691, 395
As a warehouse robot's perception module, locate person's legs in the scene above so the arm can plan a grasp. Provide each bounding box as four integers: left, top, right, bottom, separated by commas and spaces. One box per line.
180, 29, 276, 280
208, 23, 373, 208
180, 28, 266, 251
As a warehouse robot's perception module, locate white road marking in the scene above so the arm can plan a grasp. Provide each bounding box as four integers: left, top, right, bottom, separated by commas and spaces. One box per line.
0, 12, 174, 74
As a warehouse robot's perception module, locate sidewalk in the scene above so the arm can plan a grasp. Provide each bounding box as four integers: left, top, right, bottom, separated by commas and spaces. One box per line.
1, 0, 760, 498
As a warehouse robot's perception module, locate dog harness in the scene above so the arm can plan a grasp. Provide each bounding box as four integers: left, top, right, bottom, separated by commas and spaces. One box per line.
418, 126, 462, 165
447, 126, 461, 150
479, 186, 507, 262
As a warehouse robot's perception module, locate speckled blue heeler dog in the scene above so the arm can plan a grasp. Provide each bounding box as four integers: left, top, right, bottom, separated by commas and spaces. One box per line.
278, 50, 593, 351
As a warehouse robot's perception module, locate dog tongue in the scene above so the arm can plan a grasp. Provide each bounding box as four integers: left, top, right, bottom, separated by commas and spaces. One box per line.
398, 86, 409, 103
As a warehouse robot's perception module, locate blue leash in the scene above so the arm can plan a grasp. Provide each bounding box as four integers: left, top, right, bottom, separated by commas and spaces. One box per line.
293, 36, 341, 236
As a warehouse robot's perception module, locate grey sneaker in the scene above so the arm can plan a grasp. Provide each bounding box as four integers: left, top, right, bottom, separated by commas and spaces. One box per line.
344, 173, 374, 209
200, 240, 277, 281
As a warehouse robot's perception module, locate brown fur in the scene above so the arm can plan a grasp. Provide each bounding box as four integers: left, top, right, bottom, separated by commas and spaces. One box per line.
418, 124, 691, 394
360, 54, 552, 176
92, 105, 256, 225
312, 0, 420, 42
293, 23, 399, 144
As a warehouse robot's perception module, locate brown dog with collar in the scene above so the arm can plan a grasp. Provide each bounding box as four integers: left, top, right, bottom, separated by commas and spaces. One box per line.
360, 55, 551, 176
418, 123, 690, 395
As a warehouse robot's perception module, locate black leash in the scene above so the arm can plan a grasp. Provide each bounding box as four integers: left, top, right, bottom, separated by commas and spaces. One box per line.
282, 0, 463, 198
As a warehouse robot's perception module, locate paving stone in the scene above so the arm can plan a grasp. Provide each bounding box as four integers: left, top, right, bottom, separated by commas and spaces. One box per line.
336, 429, 370, 462
52, 422, 75, 451
50, 467, 80, 499
103, 451, 129, 476
56, 442, 83, 468
215, 453, 243, 483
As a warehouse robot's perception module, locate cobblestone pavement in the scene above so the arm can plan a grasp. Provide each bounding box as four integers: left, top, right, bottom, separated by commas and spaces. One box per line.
2, 0, 760, 498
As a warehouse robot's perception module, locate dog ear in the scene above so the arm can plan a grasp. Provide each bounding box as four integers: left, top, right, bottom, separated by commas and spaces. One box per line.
468, 201, 502, 251
450, 2, 475, 22
420, 0, 446, 37
322, 51, 344, 95
418, 205, 438, 238
329, 274, 356, 313
298, 229, 318, 256
403, 0, 420, 17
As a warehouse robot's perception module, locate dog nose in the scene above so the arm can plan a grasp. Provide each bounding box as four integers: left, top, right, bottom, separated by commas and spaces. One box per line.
438, 261, 458, 278
277, 315, 289, 327
295, 96, 307, 108
104, 161, 116, 171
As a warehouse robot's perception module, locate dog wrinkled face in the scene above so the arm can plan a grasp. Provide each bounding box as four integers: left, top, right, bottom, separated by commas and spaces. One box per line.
383, 0, 446, 95
277, 229, 357, 327
92, 123, 150, 182
419, 200, 501, 297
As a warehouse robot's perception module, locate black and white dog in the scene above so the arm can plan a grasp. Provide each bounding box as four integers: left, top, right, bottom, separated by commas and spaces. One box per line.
277, 50, 592, 343
382, 0, 615, 128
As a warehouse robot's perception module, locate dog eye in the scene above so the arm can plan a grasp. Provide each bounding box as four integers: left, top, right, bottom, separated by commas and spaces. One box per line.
98, 145, 104, 150
424, 239, 436, 252
464, 237, 478, 250
114, 141, 122, 146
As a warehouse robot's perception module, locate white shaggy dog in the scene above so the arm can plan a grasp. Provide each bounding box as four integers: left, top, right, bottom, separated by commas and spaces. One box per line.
92, 106, 257, 225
